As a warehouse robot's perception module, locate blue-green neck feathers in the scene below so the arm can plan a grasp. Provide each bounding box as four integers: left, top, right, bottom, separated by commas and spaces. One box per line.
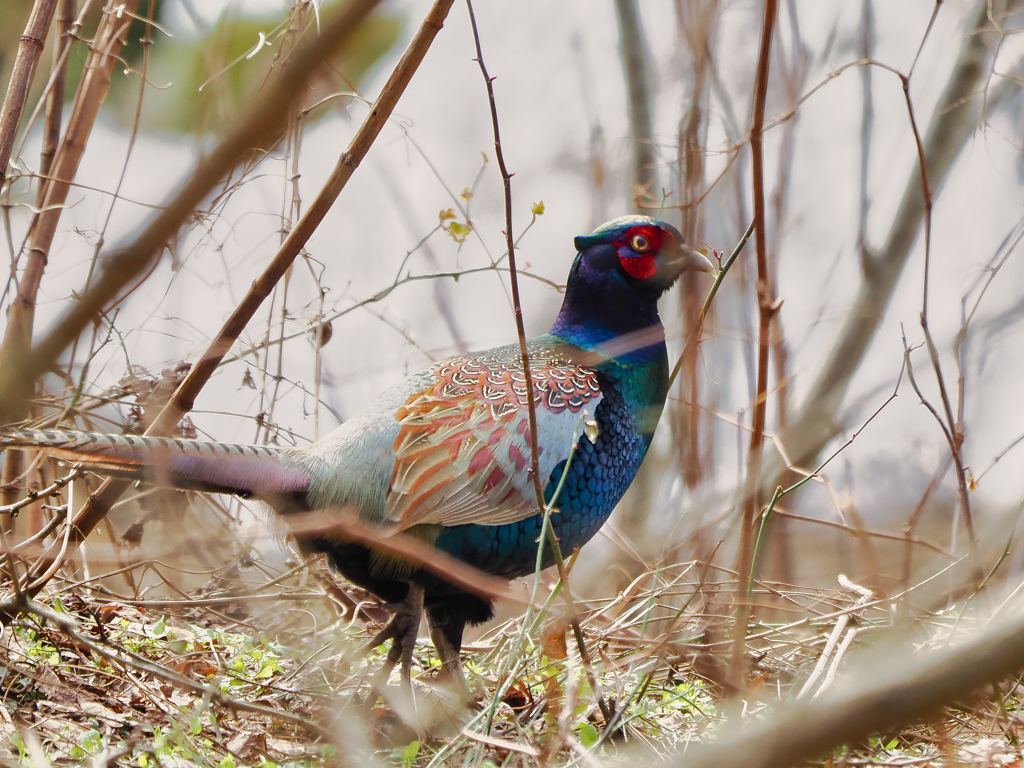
549, 217, 681, 438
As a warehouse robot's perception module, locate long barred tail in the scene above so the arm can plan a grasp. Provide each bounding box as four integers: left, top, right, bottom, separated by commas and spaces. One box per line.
0, 429, 312, 499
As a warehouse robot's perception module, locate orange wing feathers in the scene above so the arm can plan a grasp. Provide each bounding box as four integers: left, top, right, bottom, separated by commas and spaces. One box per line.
386, 343, 602, 530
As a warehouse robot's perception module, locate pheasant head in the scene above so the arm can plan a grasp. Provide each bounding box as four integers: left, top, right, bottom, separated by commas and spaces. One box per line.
550, 216, 714, 360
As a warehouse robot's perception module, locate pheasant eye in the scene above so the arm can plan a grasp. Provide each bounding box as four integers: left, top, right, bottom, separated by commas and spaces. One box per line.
631, 234, 650, 251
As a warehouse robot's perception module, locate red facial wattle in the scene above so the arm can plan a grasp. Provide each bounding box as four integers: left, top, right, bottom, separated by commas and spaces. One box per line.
619, 253, 656, 279
614, 225, 665, 280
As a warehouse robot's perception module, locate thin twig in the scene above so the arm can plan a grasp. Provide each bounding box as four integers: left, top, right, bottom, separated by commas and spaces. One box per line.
666, 601, 1024, 768
150, 0, 453, 433
464, 0, 612, 724
775, 3, 1010, 486
614, 0, 656, 210
900, 67, 978, 561
7, 0, 439, 596
729, 0, 780, 693
8, 595, 338, 742
748, 359, 906, 594
1, 0, 143, 385
37, 0, 75, 192
9, 0, 459, 598
667, 219, 754, 390
0, 468, 79, 517
0, 0, 384, 421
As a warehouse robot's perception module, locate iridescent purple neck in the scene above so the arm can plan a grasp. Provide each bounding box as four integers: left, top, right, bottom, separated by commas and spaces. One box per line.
549, 246, 665, 365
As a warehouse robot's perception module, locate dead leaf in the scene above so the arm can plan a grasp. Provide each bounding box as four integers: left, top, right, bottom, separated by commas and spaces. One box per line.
97, 604, 122, 623
226, 729, 266, 759
174, 659, 218, 678
266, 735, 314, 757
501, 681, 532, 712
960, 739, 1020, 766
36, 667, 76, 706
80, 700, 127, 725
541, 621, 568, 661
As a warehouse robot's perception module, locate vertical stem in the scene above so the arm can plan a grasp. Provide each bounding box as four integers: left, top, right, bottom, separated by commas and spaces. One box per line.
463, 0, 541, 514
465, 0, 612, 724
774, 1, 999, 490
38, 0, 75, 192
0, 0, 60, 187
729, 0, 779, 693
900, 72, 978, 566
614, 0, 657, 211
674, 0, 718, 490
2, 0, 141, 370
0, 0, 62, 513
856, 0, 873, 249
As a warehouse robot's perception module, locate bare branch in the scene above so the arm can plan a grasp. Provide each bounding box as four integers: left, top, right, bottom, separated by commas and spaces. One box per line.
730, 0, 780, 692
0, 0, 59, 187
668, 609, 1024, 768
775, 0, 1018, 484
614, 0, 657, 211
0, 0, 384, 421
11, 0, 457, 598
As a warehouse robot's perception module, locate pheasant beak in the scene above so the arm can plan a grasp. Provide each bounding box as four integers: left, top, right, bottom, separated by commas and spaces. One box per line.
659, 243, 717, 281
683, 248, 717, 276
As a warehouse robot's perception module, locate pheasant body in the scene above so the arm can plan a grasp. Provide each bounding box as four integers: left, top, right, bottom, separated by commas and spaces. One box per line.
1, 215, 714, 691
433, 345, 660, 580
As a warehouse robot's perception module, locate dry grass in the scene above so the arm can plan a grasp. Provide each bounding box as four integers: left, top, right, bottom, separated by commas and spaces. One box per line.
2, 556, 1024, 766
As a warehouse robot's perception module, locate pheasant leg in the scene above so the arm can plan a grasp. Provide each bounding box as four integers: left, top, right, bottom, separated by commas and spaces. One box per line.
362, 583, 424, 705
426, 607, 470, 698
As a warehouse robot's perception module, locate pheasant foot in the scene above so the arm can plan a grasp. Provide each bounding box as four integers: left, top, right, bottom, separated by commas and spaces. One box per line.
362, 583, 424, 707
426, 610, 472, 702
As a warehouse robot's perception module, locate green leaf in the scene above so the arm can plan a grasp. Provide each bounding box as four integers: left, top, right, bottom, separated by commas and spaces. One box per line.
399, 740, 420, 765
531, 201, 545, 216
578, 723, 599, 748
444, 221, 472, 243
